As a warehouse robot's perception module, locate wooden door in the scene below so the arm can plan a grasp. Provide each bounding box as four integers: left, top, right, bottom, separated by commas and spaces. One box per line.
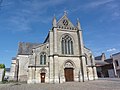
41, 73, 45, 83
64, 68, 74, 82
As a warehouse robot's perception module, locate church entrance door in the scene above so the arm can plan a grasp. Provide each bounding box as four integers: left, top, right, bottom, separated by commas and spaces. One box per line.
41, 73, 45, 83
64, 68, 74, 82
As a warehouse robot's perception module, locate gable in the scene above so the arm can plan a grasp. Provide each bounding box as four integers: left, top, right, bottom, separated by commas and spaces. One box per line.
57, 14, 76, 29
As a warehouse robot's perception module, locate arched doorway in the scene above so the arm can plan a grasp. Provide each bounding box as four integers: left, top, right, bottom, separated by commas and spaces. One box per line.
40, 73, 45, 83
64, 61, 74, 82
40, 68, 46, 83
64, 68, 74, 81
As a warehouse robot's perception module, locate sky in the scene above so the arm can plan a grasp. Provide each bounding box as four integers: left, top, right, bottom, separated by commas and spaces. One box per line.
0, 0, 120, 68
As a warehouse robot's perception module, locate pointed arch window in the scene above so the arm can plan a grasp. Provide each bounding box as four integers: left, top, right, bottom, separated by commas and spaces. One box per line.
61, 35, 74, 55
40, 52, 46, 65
90, 55, 93, 65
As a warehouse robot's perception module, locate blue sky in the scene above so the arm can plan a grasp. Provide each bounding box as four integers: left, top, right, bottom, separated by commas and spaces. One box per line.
0, 0, 120, 68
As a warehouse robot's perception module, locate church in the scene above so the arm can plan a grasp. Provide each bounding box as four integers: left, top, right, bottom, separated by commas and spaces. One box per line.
10, 12, 98, 83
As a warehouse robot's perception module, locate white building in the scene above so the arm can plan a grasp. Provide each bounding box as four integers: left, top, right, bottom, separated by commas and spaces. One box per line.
112, 52, 120, 77
10, 12, 98, 83
0, 69, 4, 82
95, 53, 115, 78
9, 57, 18, 81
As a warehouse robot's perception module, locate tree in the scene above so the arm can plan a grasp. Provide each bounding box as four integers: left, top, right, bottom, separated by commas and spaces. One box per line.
0, 64, 5, 68
0, 64, 5, 81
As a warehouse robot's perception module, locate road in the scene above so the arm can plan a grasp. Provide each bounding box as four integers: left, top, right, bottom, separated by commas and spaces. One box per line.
0, 78, 120, 90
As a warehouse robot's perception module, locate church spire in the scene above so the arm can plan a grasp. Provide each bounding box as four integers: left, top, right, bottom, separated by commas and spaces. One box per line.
52, 14, 57, 28
77, 18, 82, 30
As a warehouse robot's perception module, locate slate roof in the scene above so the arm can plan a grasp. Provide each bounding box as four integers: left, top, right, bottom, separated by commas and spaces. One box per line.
5, 68, 10, 72
18, 42, 41, 55
112, 52, 120, 56
95, 60, 109, 66
104, 58, 113, 64
12, 57, 16, 60
95, 58, 113, 66
95, 55, 102, 60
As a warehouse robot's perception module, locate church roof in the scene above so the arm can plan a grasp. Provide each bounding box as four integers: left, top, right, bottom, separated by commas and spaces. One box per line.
18, 42, 41, 55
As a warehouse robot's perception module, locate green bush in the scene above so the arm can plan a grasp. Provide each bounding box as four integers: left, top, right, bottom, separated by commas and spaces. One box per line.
0, 64, 5, 68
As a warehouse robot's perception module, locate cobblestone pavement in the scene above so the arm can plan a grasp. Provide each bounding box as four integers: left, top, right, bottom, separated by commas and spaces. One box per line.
0, 78, 120, 90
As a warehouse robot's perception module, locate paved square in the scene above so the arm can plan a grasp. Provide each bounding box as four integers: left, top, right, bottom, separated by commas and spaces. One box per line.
0, 78, 120, 90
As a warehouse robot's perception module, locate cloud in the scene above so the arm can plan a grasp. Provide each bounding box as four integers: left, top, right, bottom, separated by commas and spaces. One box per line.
69, 0, 119, 22
113, 12, 120, 17
0, 0, 67, 32
85, 0, 115, 9
106, 48, 116, 52
2, 15, 32, 33
81, 0, 120, 22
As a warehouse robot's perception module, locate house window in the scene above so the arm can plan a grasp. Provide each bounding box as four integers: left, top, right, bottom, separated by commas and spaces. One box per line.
61, 35, 74, 55
115, 60, 119, 66
40, 52, 46, 65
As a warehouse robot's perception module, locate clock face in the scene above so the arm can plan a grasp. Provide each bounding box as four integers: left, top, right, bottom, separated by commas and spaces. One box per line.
63, 19, 68, 26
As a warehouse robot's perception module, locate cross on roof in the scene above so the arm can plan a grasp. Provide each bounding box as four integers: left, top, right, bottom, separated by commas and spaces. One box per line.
64, 10, 68, 15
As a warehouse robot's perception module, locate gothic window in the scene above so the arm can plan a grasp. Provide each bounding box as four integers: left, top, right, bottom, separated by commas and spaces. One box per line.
61, 35, 74, 55
40, 52, 46, 65
85, 56, 88, 65
84, 54, 88, 65
90, 55, 93, 65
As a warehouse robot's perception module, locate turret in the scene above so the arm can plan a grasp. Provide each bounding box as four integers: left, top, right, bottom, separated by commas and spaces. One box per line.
77, 18, 82, 30
52, 15, 57, 28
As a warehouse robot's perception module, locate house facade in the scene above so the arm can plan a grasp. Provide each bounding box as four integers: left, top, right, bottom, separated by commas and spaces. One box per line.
0, 69, 4, 82
95, 53, 115, 78
10, 12, 98, 83
112, 52, 120, 77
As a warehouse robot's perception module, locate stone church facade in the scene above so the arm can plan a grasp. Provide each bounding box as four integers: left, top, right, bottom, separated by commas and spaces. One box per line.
10, 12, 98, 83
